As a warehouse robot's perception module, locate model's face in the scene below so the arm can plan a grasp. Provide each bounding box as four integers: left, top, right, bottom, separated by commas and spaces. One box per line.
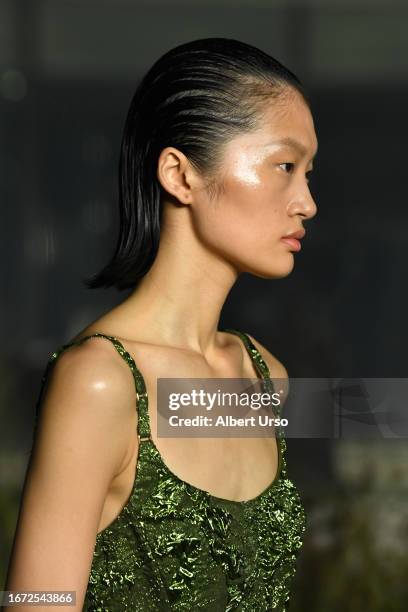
192, 89, 318, 278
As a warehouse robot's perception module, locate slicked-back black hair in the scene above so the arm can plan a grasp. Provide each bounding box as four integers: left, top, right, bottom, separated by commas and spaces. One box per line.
84, 37, 310, 291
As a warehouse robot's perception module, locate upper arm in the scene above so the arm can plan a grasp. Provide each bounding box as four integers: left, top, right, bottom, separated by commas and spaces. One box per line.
246, 333, 290, 408
4, 339, 137, 611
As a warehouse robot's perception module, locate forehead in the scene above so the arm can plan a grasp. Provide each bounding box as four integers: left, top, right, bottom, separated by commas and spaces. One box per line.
219, 90, 318, 169
257, 92, 318, 154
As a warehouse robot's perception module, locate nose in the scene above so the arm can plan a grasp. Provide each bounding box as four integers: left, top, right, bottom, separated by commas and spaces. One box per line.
287, 183, 318, 221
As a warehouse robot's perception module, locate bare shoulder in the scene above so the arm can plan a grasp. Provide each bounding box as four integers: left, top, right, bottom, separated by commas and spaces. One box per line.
5, 337, 138, 607
34, 336, 137, 470
47, 333, 134, 391
43, 334, 136, 405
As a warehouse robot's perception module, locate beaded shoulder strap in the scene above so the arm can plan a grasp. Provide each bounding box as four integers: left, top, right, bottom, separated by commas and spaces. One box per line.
220, 327, 277, 396
35, 332, 151, 441
221, 328, 286, 445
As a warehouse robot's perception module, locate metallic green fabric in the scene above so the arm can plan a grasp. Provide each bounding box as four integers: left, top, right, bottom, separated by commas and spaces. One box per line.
37, 329, 306, 611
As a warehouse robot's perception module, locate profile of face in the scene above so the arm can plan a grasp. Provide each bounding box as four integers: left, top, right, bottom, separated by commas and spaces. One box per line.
158, 87, 318, 280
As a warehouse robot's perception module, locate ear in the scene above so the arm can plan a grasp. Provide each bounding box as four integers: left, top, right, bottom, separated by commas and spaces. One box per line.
156, 146, 201, 205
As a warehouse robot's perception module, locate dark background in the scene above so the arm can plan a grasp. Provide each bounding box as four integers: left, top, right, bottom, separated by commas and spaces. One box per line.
1, 1, 408, 610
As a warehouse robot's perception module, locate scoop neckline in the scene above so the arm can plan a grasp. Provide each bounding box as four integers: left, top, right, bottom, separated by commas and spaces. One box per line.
95, 430, 283, 539
146, 432, 283, 506
68, 328, 284, 536
124, 327, 283, 506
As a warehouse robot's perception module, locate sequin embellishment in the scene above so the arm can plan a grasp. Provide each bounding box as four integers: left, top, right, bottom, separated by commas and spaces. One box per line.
36, 329, 306, 611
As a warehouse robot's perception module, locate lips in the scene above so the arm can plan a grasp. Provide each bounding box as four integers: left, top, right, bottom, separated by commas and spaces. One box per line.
280, 228, 305, 252
282, 229, 306, 240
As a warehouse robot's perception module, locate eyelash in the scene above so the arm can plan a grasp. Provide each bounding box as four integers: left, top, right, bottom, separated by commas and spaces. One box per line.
279, 163, 313, 183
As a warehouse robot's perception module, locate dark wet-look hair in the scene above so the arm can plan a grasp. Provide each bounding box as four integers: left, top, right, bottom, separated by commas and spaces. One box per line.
84, 37, 310, 291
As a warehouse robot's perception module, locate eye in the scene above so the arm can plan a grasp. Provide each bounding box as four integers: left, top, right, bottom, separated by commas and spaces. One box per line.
278, 163, 314, 183
279, 162, 295, 174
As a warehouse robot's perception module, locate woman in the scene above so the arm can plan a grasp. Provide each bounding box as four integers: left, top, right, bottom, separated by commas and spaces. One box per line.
5, 37, 318, 611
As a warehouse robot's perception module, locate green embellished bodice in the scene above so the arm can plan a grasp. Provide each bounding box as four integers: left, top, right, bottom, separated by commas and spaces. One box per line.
37, 329, 306, 611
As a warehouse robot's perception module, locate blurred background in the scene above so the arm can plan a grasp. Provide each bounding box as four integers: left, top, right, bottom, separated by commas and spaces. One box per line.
1, 0, 408, 609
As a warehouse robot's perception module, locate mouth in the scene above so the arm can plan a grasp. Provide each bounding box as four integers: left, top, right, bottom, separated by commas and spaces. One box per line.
281, 237, 302, 252
280, 228, 305, 252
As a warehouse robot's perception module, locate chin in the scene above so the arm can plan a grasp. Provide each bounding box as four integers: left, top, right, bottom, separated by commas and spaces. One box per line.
244, 254, 295, 280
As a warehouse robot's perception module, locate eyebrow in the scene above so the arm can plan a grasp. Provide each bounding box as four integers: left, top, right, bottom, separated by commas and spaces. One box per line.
269, 137, 318, 161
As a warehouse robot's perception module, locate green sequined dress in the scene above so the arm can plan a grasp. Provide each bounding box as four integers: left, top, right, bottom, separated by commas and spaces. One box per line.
36, 329, 306, 611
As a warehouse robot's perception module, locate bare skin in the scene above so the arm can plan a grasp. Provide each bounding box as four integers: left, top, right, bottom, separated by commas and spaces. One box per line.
5, 87, 317, 610
75, 88, 317, 529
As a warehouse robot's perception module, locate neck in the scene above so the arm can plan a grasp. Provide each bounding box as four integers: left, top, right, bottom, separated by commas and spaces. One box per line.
115, 203, 239, 354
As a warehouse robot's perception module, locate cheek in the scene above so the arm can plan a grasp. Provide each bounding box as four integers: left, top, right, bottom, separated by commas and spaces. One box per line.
192, 182, 287, 262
